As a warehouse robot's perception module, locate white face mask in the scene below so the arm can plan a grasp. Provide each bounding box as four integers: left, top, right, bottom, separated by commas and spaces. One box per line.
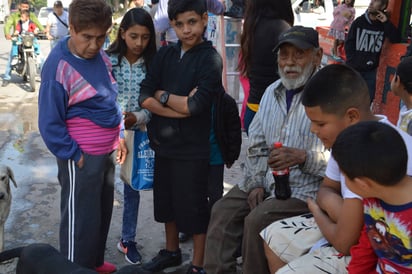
278, 60, 315, 90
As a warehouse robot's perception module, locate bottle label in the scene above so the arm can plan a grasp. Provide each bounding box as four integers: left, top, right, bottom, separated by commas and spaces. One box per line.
272, 169, 289, 176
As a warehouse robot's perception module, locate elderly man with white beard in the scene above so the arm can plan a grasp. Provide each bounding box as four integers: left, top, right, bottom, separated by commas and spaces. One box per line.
204, 26, 330, 274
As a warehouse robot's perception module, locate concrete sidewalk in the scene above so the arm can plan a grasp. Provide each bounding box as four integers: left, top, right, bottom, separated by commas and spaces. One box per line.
0, 79, 249, 274
0, 25, 249, 273
0, 127, 248, 274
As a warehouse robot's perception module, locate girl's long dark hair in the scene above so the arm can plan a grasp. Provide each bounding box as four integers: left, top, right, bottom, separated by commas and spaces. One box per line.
238, 0, 294, 76
106, 8, 156, 69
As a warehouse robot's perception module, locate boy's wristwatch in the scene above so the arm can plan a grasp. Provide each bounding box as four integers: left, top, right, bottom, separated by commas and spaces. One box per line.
160, 91, 170, 106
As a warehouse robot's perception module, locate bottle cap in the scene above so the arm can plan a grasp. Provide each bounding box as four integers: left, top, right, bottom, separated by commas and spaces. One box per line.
274, 142, 282, 148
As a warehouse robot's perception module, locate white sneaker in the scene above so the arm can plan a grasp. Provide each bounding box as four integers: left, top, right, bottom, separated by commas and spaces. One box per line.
11, 57, 18, 66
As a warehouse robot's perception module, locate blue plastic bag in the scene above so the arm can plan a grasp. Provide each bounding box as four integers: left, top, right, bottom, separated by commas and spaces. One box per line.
120, 129, 154, 191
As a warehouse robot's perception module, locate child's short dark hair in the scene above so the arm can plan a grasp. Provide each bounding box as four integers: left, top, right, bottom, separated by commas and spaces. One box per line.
168, 0, 207, 20
396, 56, 412, 94
302, 64, 370, 116
332, 121, 407, 186
69, 0, 112, 33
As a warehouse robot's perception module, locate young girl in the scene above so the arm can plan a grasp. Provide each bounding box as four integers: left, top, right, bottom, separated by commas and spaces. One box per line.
106, 7, 156, 265
328, 0, 355, 59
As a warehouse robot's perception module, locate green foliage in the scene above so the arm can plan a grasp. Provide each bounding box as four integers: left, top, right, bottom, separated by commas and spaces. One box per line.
109, 23, 119, 44
30, 0, 47, 10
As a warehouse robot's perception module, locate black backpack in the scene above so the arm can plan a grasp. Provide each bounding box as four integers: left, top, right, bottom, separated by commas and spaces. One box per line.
213, 88, 242, 167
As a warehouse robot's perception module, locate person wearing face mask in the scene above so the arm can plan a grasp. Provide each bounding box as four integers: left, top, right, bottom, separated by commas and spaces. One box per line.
2, 0, 43, 87
344, 0, 400, 103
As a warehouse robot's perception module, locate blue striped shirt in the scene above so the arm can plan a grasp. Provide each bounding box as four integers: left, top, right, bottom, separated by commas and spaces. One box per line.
239, 79, 329, 202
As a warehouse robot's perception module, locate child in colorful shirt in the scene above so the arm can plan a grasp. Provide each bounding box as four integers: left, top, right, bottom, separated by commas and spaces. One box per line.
333, 121, 412, 273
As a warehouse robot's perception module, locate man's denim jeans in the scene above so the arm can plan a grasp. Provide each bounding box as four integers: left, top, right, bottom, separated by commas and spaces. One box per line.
3, 50, 13, 81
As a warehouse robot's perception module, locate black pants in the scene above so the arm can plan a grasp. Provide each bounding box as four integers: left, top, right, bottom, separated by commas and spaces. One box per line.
57, 152, 115, 269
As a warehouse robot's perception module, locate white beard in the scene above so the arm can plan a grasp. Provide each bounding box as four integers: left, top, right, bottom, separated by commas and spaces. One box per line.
279, 62, 315, 90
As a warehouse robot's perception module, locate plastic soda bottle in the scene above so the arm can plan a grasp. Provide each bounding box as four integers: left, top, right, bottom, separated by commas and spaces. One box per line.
272, 142, 291, 200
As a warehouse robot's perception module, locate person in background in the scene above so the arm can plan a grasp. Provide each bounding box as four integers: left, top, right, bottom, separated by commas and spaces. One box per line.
45, 1, 69, 49
225, 0, 245, 18
204, 26, 328, 274
38, 0, 124, 273
238, 0, 293, 134
344, 0, 400, 103
2, 0, 43, 87
153, 0, 224, 45
391, 56, 412, 136
10, 10, 40, 61
128, 0, 151, 12
150, 0, 159, 17
328, 0, 355, 60
106, 7, 157, 265
310, 0, 325, 14
334, 121, 412, 273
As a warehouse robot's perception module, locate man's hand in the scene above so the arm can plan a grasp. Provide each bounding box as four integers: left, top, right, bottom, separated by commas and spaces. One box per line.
247, 187, 265, 209
267, 145, 306, 171
5, 34, 12, 40
117, 138, 128, 164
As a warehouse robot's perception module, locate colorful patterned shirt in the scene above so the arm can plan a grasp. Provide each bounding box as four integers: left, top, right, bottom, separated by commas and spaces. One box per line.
109, 54, 150, 127
363, 198, 412, 273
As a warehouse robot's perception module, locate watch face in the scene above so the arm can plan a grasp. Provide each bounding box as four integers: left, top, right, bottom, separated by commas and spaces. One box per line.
160, 92, 169, 104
